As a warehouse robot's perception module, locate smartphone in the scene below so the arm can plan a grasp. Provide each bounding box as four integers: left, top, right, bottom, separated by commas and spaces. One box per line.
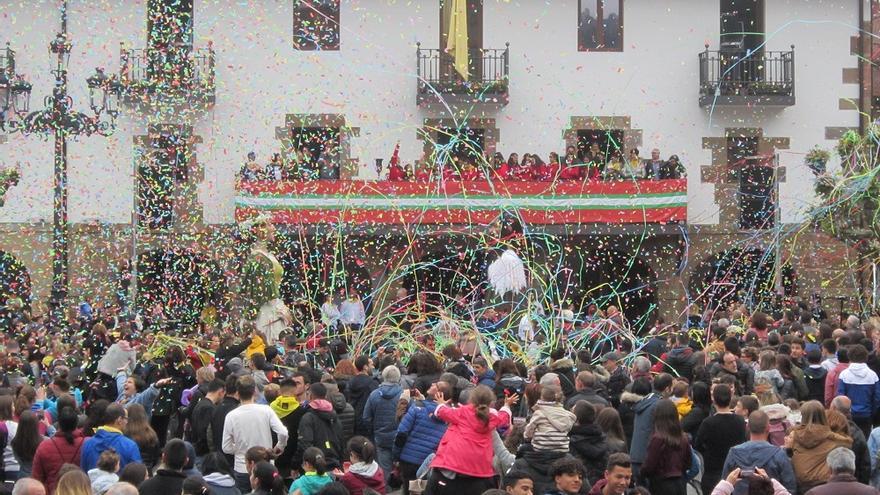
741, 468, 755, 478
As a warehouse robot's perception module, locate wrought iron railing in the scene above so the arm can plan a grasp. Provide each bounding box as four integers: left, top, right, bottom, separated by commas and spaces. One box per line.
0, 43, 14, 76
120, 43, 215, 95
699, 45, 795, 100
416, 43, 509, 97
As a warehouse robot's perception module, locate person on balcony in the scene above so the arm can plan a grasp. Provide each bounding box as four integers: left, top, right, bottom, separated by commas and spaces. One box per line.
644, 148, 668, 180
499, 153, 518, 180
544, 152, 562, 182
666, 155, 686, 179
623, 148, 642, 180
266, 154, 284, 181
387, 160, 406, 181
238, 152, 264, 184
559, 158, 583, 181
512, 154, 533, 181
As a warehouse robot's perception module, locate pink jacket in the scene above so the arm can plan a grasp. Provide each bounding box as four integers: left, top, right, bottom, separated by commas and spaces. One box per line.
430, 403, 511, 478
711, 479, 790, 495
825, 362, 849, 407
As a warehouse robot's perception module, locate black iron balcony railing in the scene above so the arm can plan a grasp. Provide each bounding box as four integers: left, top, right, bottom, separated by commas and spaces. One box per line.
119, 42, 215, 108
698, 45, 795, 107
416, 43, 509, 106
0, 43, 14, 75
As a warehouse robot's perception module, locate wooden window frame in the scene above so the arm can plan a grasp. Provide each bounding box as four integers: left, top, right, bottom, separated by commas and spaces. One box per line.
293, 0, 341, 51
577, 0, 624, 52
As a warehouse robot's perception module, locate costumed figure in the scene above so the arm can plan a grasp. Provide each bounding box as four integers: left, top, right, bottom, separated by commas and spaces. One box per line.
240, 215, 291, 344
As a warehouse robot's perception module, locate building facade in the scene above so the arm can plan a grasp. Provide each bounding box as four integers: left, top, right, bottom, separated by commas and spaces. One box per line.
0, 0, 871, 326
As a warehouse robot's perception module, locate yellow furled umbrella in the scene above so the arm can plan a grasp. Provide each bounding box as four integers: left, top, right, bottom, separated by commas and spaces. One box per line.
446, 0, 469, 81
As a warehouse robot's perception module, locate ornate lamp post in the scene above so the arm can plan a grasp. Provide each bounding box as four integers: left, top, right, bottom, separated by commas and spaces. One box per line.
0, 0, 121, 322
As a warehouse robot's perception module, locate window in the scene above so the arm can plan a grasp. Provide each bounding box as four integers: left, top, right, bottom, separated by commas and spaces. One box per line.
293, 0, 340, 51
291, 127, 340, 179
578, 0, 623, 52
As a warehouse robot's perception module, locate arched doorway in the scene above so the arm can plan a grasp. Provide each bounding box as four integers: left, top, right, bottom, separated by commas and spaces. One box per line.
688, 247, 796, 310
564, 247, 658, 330
137, 248, 220, 327
400, 240, 492, 313
0, 251, 31, 330
273, 232, 374, 319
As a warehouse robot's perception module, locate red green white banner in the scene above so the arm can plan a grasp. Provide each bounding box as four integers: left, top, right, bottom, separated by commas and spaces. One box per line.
235, 179, 687, 225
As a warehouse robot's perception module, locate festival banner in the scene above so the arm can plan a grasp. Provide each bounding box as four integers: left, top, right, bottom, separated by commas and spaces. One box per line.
235, 179, 687, 225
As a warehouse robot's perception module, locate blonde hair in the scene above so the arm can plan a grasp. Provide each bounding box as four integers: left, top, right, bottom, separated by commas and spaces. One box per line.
56, 469, 93, 495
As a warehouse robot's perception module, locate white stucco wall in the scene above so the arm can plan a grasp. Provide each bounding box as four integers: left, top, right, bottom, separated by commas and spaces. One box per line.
0, 0, 861, 226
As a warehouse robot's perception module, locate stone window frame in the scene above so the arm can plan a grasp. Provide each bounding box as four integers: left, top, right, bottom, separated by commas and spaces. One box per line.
562, 116, 642, 157
417, 118, 499, 172
275, 113, 360, 179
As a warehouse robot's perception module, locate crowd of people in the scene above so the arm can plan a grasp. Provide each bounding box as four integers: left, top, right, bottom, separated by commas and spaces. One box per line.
1, 296, 879, 495
236, 145, 685, 184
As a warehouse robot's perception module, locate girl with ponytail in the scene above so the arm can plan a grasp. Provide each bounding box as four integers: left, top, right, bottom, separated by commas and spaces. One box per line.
249, 461, 286, 495
340, 436, 385, 495
426, 385, 518, 495
289, 447, 333, 495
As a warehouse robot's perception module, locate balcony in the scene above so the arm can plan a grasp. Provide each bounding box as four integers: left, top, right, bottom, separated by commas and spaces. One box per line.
0, 43, 14, 75
119, 42, 215, 113
698, 45, 795, 107
416, 43, 509, 108
235, 179, 687, 226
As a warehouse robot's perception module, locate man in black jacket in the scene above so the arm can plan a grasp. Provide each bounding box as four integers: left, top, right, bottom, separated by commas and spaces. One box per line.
347, 355, 377, 436
564, 372, 608, 410
211, 375, 240, 467
138, 439, 188, 495
190, 378, 225, 469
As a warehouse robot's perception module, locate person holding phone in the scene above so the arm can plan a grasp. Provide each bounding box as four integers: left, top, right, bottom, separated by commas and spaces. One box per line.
709, 467, 791, 495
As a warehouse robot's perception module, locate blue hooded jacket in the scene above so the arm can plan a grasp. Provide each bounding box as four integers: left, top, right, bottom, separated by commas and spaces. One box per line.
80, 428, 142, 471
476, 369, 496, 389
837, 363, 880, 419
628, 393, 660, 464
363, 383, 403, 448
396, 400, 447, 465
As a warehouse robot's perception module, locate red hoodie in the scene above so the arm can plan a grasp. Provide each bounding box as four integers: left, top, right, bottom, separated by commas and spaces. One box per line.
340, 463, 386, 495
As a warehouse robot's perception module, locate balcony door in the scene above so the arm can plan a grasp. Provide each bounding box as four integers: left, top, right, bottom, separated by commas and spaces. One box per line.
720, 0, 765, 90
147, 0, 194, 82
439, 0, 483, 82
437, 127, 485, 167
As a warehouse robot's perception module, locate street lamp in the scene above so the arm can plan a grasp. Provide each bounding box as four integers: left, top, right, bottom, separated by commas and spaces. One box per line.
1, 0, 121, 323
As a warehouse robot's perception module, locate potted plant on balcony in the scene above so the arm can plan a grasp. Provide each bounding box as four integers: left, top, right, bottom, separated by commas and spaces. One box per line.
0, 165, 21, 207
804, 146, 830, 176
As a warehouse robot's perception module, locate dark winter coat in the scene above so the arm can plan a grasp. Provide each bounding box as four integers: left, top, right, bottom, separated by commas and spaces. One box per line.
511, 448, 575, 495
138, 469, 187, 495
664, 346, 697, 381
346, 374, 378, 436
628, 393, 661, 464
363, 383, 403, 448
617, 391, 644, 449
564, 388, 609, 410
642, 337, 668, 363
569, 423, 609, 484
330, 392, 355, 445
297, 408, 343, 468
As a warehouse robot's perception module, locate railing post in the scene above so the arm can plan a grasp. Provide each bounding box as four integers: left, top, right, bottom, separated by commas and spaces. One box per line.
416, 42, 421, 83
504, 42, 510, 82
5, 42, 13, 75
789, 44, 795, 97
207, 40, 215, 89
119, 41, 129, 84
